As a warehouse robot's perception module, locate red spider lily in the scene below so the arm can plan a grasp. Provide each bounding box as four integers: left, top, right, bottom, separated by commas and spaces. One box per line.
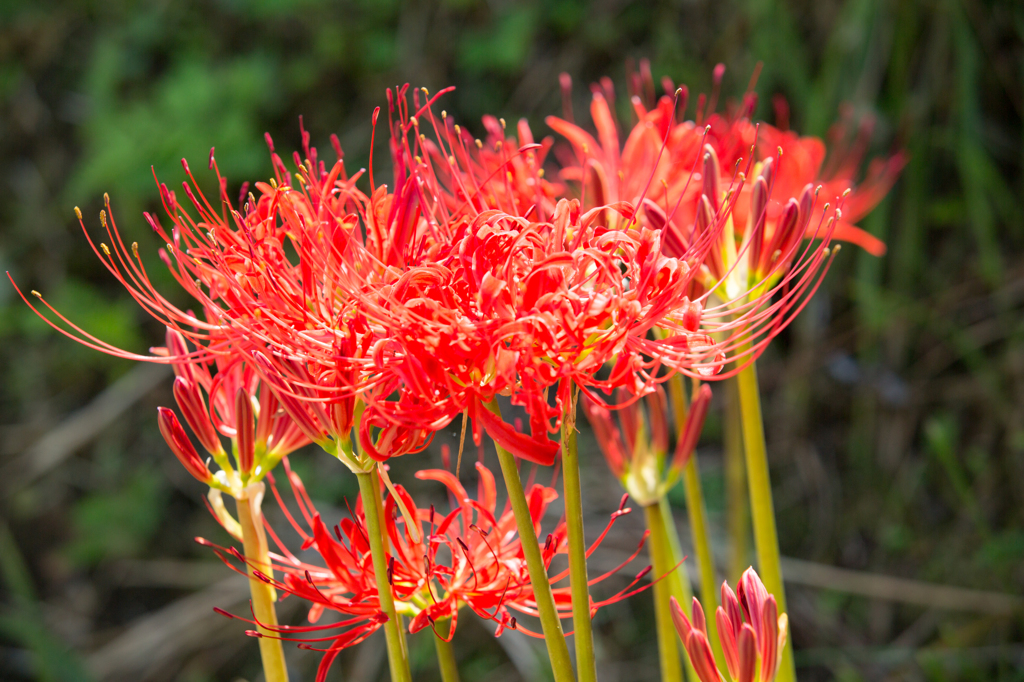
349, 87, 733, 454
582, 384, 711, 506
547, 66, 904, 378
154, 328, 311, 490
670, 567, 789, 682
11, 86, 727, 467
200, 459, 650, 681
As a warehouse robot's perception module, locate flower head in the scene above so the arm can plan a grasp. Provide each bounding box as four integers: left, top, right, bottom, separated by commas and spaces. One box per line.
547, 66, 904, 377
582, 383, 711, 506
671, 567, 789, 682
154, 328, 311, 498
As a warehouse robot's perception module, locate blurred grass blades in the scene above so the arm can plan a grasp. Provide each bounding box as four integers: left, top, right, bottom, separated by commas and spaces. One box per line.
0, 520, 93, 682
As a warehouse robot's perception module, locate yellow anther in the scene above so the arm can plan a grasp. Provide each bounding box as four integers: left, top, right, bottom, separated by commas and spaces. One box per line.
822, 247, 830, 256
104, 192, 110, 205
475, 139, 482, 149
495, 140, 503, 150
419, 134, 426, 143
448, 155, 456, 165
454, 124, 461, 135
415, 155, 423, 164
421, 87, 429, 97
442, 110, 447, 119
100, 243, 110, 255
705, 125, 711, 133
410, 116, 419, 127
815, 185, 822, 196
833, 244, 842, 254
74, 206, 82, 220
31, 290, 41, 298
842, 188, 851, 197
269, 178, 278, 189
777, 146, 783, 157
131, 242, 139, 256
499, 118, 506, 129
537, 169, 545, 178
835, 208, 843, 220
582, 143, 589, 154
99, 210, 108, 228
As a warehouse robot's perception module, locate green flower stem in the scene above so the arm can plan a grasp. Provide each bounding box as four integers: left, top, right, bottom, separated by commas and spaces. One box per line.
356, 469, 412, 682
656, 496, 700, 682
433, 619, 460, 682
561, 390, 598, 682
736, 360, 796, 682
644, 501, 684, 682
724, 376, 749, 584
666, 375, 725, 671
236, 488, 290, 682
486, 401, 576, 682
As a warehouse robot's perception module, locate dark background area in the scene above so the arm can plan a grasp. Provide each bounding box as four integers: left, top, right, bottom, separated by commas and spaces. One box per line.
1, 0, 1022, 680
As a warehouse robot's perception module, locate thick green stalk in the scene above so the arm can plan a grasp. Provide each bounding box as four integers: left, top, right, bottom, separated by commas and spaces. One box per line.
487, 402, 576, 682
644, 502, 684, 682
724, 376, 749, 584
656, 497, 700, 682
666, 375, 725, 671
736, 360, 796, 682
356, 470, 412, 682
236, 488, 290, 682
561, 392, 598, 682
433, 620, 460, 682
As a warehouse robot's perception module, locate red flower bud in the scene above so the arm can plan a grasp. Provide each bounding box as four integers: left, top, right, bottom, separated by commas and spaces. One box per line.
172, 376, 223, 456
672, 384, 711, 470
235, 388, 255, 474
157, 407, 211, 483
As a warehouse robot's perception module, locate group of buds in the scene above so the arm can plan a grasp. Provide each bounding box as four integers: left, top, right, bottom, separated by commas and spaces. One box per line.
672, 568, 789, 682
155, 329, 311, 498
582, 384, 711, 507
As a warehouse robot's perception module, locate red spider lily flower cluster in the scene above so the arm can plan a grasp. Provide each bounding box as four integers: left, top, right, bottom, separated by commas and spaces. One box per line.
12, 85, 729, 470
582, 384, 711, 506
548, 65, 904, 378
670, 567, 789, 682
9, 63, 901, 465
201, 459, 649, 681
157, 328, 311, 492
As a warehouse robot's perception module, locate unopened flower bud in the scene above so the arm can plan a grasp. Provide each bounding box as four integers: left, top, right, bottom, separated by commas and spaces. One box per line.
172, 377, 223, 457
235, 388, 255, 475
157, 407, 212, 483
672, 384, 711, 471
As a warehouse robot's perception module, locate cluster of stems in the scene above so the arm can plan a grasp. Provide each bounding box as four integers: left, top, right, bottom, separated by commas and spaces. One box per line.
236, 364, 793, 682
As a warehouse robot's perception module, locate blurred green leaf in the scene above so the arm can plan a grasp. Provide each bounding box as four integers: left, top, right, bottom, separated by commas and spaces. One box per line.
458, 6, 539, 75
0, 522, 93, 682
65, 467, 167, 567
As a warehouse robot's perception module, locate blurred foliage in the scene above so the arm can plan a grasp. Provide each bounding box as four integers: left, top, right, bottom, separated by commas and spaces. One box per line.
1, 0, 1023, 680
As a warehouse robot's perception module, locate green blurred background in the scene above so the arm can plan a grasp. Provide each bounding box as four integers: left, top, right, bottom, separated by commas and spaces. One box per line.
1, 0, 1022, 680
